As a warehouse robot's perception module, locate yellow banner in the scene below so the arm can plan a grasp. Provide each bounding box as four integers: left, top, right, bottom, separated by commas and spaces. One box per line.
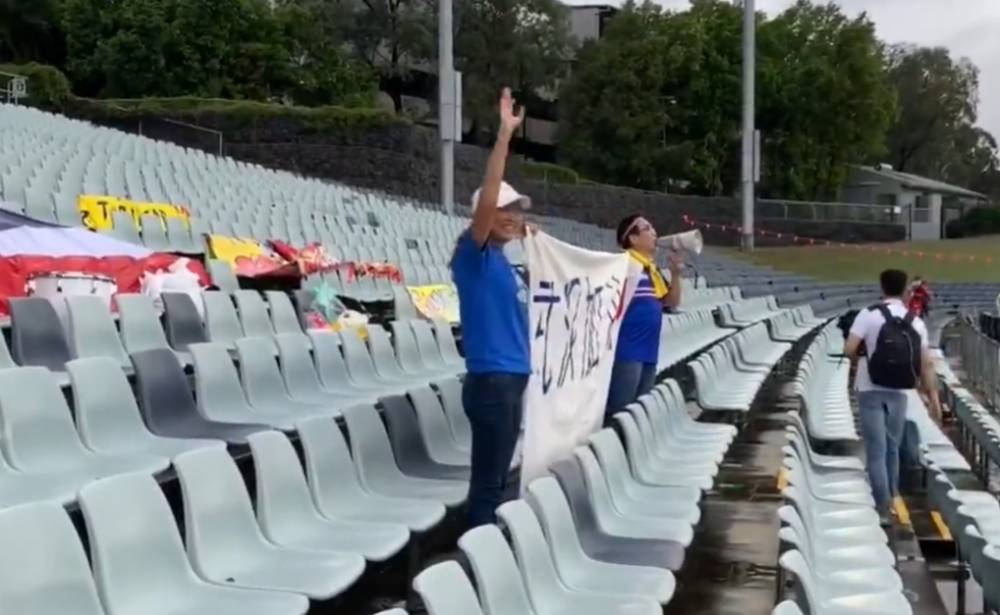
408, 284, 460, 324
77, 195, 190, 232
208, 234, 265, 264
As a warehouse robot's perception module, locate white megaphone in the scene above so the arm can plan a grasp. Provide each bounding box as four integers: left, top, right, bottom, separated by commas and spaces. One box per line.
657, 229, 703, 254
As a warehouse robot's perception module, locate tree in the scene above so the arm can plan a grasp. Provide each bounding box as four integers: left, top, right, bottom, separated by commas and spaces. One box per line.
0, 0, 63, 64
757, 1, 896, 199
885, 46, 980, 174
455, 0, 574, 142
347, 0, 435, 113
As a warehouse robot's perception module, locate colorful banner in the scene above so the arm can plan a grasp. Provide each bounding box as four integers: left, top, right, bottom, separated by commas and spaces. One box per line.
207, 234, 287, 277
77, 195, 191, 232
408, 284, 460, 323
520, 232, 635, 490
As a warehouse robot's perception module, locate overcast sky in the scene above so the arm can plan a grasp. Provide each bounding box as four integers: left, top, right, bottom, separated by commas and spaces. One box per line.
560, 0, 1000, 139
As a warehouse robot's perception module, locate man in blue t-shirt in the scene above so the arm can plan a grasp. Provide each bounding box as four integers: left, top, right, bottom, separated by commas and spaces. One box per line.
605, 213, 684, 421
450, 87, 532, 528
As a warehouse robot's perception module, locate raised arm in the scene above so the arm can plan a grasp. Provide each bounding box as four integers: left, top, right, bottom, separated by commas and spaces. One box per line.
470, 87, 525, 246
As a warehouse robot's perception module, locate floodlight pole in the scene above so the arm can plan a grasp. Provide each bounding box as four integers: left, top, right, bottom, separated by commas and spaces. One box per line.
439, 0, 456, 215
740, 0, 756, 251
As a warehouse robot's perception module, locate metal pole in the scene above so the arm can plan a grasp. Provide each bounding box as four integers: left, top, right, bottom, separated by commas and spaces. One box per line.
438, 0, 455, 215
740, 0, 756, 251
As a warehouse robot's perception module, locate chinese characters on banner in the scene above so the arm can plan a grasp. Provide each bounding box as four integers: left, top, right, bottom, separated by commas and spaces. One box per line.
520, 232, 636, 490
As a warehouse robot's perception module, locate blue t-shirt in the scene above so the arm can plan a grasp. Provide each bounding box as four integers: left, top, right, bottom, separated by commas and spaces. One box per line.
451, 232, 531, 375
615, 269, 664, 365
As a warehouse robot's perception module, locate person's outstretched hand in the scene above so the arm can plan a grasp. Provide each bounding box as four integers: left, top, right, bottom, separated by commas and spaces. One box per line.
499, 87, 525, 136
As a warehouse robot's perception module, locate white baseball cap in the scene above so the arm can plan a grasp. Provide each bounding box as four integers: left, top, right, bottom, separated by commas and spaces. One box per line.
471, 181, 531, 213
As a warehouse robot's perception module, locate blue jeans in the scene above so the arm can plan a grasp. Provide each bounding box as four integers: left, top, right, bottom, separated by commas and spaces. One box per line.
463, 372, 529, 528
858, 390, 908, 513
605, 361, 657, 421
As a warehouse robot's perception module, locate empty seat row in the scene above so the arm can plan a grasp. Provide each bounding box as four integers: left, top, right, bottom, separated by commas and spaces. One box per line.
656, 309, 732, 371
412, 377, 739, 615
777, 409, 913, 615
718, 296, 786, 327
792, 323, 856, 441
689, 322, 793, 414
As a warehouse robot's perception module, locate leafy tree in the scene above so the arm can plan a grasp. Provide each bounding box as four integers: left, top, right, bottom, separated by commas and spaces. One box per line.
347, 0, 435, 113
885, 46, 979, 174
0, 0, 63, 64
757, 0, 896, 199
455, 0, 574, 141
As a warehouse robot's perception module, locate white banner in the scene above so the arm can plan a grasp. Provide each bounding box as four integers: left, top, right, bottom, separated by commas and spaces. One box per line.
520, 232, 636, 490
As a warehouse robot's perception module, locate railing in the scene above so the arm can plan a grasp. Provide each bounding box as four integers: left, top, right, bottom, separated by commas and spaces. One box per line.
756, 198, 900, 225
950, 316, 1000, 411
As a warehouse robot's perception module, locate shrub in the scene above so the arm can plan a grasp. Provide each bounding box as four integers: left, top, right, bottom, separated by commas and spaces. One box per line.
0, 63, 74, 108
946, 206, 1000, 238
521, 160, 583, 184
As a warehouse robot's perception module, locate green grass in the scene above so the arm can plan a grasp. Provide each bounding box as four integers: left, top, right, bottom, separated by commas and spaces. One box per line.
717, 236, 1000, 283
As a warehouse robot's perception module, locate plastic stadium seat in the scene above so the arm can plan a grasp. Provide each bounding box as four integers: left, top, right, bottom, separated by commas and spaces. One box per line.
0, 502, 107, 615
234, 337, 342, 419
202, 291, 244, 347
339, 329, 409, 396
459, 524, 659, 615
247, 430, 409, 562
0, 329, 16, 369
407, 385, 472, 466
433, 377, 472, 452
207, 259, 240, 293
306, 330, 382, 398
296, 416, 445, 533
497, 499, 674, 607
140, 213, 170, 251
380, 395, 469, 481
341, 404, 467, 506
189, 341, 299, 429
234, 290, 275, 338
410, 319, 464, 377
431, 319, 464, 369
0, 367, 168, 480
274, 332, 374, 406
166, 216, 204, 254
78, 473, 310, 615
131, 348, 269, 444
106, 211, 142, 245
115, 293, 187, 362
393, 286, 418, 321
66, 295, 132, 369
9, 296, 72, 374
67, 357, 224, 457
161, 292, 207, 351
366, 326, 431, 386
546, 461, 685, 571
391, 320, 458, 380
173, 447, 366, 599
612, 412, 713, 491
265, 291, 303, 334
413, 561, 487, 615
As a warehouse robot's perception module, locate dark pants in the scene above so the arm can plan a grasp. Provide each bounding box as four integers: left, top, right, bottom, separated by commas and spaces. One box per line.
605, 360, 657, 422
463, 372, 529, 528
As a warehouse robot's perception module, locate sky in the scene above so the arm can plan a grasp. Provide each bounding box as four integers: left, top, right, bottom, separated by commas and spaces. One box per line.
560, 0, 1000, 139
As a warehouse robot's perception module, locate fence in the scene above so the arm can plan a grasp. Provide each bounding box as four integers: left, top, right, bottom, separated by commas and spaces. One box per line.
950, 316, 1000, 411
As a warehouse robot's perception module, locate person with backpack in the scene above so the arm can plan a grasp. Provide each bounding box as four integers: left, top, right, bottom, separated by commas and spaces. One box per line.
844, 269, 942, 525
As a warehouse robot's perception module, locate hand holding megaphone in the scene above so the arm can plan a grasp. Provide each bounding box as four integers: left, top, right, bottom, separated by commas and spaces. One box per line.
657, 230, 703, 254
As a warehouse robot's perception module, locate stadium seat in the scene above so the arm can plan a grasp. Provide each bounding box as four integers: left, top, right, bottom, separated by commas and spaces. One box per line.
307, 329, 389, 398
366, 326, 435, 386
407, 385, 472, 467
246, 430, 409, 562
0, 502, 107, 615
67, 357, 224, 457
140, 213, 171, 251
131, 348, 269, 444
265, 290, 303, 334
207, 259, 240, 293
274, 332, 375, 406
393, 286, 419, 321
296, 416, 446, 532
78, 473, 311, 615
173, 446, 366, 599
166, 216, 204, 254
234, 290, 275, 338
339, 329, 410, 396
412, 560, 486, 615
497, 498, 675, 606
202, 291, 244, 347
613, 412, 713, 491
234, 336, 344, 418
9, 296, 72, 375
161, 292, 207, 351
410, 319, 464, 378
341, 404, 467, 506
391, 320, 458, 380
116, 293, 190, 363
0, 367, 168, 480
459, 524, 658, 615
431, 320, 465, 369
545, 462, 685, 571
432, 377, 472, 453
66, 295, 132, 369
380, 394, 469, 480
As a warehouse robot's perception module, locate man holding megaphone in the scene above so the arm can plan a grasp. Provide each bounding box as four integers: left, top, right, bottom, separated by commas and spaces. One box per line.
605, 214, 686, 421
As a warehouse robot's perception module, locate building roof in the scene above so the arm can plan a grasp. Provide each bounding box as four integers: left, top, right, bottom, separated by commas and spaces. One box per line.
854, 165, 987, 200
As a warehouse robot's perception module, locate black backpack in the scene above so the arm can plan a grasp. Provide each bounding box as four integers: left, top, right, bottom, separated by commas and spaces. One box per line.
867, 304, 922, 389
